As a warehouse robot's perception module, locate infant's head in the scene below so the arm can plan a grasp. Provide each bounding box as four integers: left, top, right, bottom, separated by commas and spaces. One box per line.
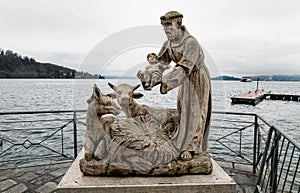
147, 53, 158, 64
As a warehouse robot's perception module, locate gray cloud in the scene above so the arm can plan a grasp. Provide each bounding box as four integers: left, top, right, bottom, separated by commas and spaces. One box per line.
0, 0, 299, 76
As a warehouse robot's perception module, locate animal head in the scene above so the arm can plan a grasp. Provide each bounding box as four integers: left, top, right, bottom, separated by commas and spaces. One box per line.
107, 83, 144, 107
88, 84, 121, 116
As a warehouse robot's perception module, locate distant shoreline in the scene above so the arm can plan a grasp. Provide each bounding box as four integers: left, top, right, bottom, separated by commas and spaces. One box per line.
1, 77, 300, 81
211, 75, 300, 81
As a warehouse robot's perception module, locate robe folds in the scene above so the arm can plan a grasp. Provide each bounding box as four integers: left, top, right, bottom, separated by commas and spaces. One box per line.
158, 26, 212, 155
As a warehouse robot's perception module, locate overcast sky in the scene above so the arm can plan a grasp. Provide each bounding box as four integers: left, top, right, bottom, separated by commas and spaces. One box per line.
1, 0, 300, 77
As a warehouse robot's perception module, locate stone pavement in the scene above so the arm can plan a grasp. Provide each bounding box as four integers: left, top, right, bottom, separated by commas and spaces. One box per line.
0, 161, 256, 193
218, 161, 257, 193
0, 161, 72, 193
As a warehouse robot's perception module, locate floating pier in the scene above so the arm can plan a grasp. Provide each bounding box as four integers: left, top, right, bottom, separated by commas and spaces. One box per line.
231, 90, 270, 105
231, 91, 300, 105
265, 93, 300, 101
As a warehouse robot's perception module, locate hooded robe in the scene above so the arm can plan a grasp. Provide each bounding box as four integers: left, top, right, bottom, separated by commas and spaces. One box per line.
158, 26, 212, 155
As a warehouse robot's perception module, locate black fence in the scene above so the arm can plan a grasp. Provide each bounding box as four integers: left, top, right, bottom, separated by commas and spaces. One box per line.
0, 110, 86, 167
255, 121, 300, 192
0, 110, 299, 192
211, 111, 300, 193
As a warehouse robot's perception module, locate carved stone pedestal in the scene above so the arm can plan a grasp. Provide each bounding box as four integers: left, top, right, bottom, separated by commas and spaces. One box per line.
56, 150, 236, 193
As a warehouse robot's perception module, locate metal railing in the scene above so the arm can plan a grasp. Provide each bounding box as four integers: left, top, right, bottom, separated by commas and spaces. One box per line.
0, 110, 86, 167
255, 122, 300, 193
0, 110, 299, 192
210, 111, 272, 174
210, 111, 300, 193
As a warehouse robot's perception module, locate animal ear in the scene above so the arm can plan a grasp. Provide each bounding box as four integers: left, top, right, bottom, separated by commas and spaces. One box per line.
133, 92, 144, 99
108, 82, 116, 91
107, 93, 116, 99
93, 84, 103, 100
87, 95, 94, 104
133, 84, 141, 91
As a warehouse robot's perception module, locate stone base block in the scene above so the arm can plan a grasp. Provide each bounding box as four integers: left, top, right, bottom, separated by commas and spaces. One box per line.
57, 150, 236, 193
80, 152, 212, 176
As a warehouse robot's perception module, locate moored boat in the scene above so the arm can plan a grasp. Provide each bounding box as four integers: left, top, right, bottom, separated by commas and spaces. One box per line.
240, 76, 252, 82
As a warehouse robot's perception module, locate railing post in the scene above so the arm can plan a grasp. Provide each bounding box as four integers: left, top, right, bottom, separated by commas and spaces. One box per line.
73, 111, 78, 158
253, 114, 258, 173
270, 130, 280, 193
256, 126, 274, 192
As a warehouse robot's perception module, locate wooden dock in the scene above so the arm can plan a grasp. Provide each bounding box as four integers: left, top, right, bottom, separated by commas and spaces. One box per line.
231, 91, 300, 105
231, 90, 270, 105
265, 93, 300, 101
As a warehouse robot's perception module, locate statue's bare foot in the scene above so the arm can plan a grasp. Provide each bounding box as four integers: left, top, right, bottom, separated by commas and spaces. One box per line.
180, 150, 192, 161
85, 151, 93, 161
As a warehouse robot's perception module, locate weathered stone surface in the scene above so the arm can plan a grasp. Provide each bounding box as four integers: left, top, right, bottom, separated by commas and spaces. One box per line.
57, 150, 236, 193
175, 160, 190, 174
0, 179, 17, 191
106, 162, 133, 176
79, 158, 108, 176
36, 182, 57, 193
137, 53, 170, 90
150, 160, 177, 176
2, 183, 27, 193
79, 151, 212, 176
79, 11, 213, 177
84, 84, 120, 162
189, 153, 212, 174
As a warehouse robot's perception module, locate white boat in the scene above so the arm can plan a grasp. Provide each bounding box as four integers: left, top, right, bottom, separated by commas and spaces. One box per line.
241, 76, 252, 82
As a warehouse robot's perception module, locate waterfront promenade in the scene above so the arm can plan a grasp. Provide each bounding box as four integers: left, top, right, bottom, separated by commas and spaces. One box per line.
0, 161, 71, 193
1, 110, 299, 192
0, 160, 256, 193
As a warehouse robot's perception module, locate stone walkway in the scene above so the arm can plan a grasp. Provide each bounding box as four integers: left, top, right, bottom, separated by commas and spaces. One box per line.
0, 161, 256, 193
218, 161, 257, 193
0, 161, 72, 193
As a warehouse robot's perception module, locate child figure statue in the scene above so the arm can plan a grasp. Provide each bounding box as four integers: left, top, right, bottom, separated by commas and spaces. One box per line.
137, 53, 170, 90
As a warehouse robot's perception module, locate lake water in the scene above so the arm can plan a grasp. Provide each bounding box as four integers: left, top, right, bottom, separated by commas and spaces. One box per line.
1, 79, 299, 137
0, 79, 299, 165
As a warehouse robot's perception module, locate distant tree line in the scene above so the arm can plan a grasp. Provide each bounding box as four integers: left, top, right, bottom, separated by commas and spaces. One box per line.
211, 75, 300, 81
211, 76, 241, 81
0, 48, 104, 79
252, 75, 300, 81
75, 71, 104, 79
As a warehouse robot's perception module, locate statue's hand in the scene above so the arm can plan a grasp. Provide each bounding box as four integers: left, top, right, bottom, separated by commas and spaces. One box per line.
137, 70, 144, 80
180, 150, 192, 161
160, 82, 168, 94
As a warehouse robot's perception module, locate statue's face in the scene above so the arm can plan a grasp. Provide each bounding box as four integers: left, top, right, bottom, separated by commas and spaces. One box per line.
147, 54, 157, 64
162, 20, 181, 41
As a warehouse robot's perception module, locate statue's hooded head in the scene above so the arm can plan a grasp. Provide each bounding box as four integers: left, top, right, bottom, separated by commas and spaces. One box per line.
160, 11, 184, 41
160, 11, 183, 26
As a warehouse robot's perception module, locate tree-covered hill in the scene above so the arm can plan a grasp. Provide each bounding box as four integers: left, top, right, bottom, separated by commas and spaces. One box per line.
0, 49, 104, 79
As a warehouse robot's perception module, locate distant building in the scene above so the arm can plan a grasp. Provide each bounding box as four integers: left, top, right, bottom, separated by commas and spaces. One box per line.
264, 77, 273, 81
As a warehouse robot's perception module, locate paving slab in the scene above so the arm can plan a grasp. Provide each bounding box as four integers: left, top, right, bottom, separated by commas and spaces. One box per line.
2, 183, 27, 193
30, 174, 54, 187
16, 171, 40, 182
0, 175, 8, 181
0, 179, 18, 192
36, 182, 57, 193
49, 167, 69, 178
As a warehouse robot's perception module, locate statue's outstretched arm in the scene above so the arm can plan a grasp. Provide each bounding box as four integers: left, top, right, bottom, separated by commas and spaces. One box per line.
160, 37, 201, 94
160, 67, 186, 94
